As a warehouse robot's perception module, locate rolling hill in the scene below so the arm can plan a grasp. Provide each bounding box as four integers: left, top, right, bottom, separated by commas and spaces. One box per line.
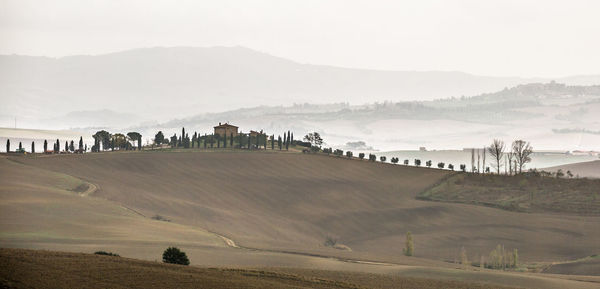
3, 46, 600, 127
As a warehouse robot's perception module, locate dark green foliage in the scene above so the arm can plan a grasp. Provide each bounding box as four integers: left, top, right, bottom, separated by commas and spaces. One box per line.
65, 141, 69, 152
92, 130, 111, 151
230, 133, 234, 147
426, 160, 432, 167
223, 133, 227, 148
379, 156, 386, 162
286, 131, 290, 150
333, 149, 343, 156
94, 251, 120, 257
43, 140, 47, 152
271, 135, 275, 150
5, 139, 9, 153
278, 135, 282, 150
358, 152, 365, 159
31, 141, 35, 153
69, 140, 75, 152
368, 154, 376, 161
155, 131, 165, 145
391, 157, 399, 164
437, 162, 445, 169
322, 147, 332, 154
403, 159, 409, 165
448, 164, 454, 170
346, 151, 353, 158
162, 247, 190, 265
18, 142, 22, 151
79, 137, 84, 151
415, 159, 421, 166
460, 164, 466, 171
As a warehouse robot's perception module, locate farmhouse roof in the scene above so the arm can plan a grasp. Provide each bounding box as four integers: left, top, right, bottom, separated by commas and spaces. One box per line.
214, 122, 238, 129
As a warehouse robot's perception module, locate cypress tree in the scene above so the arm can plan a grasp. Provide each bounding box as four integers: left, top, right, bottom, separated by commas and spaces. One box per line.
291, 132, 294, 144
263, 134, 267, 149
31, 141, 35, 153
230, 133, 233, 147
278, 135, 282, 150
138, 135, 142, 150
6, 139, 9, 153
223, 133, 227, 148
283, 133, 286, 146
79, 136, 83, 150
65, 141, 68, 152
181, 127, 185, 147
111, 139, 114, 151
255, 133, 259, 148
204, 134, 207, 149
286, 131, 290, 150
18, 142, 22, 151
70, 140, 75, 152
271, 135, 274, 150
247, 134, 251, 149
56, 139, 60, 152
43, 140, 48, 152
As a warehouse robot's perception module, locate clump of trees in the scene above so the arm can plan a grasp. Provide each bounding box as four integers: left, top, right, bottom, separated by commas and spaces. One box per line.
486, 245, 518, 270
162, 247, 190, 265
368, 154, 376, 162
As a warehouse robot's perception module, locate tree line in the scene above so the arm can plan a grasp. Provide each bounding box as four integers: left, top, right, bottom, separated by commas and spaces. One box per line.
4, 137, 87, 154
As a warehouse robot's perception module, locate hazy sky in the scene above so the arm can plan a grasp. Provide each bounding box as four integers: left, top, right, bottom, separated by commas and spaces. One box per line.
1, 0, 599, 77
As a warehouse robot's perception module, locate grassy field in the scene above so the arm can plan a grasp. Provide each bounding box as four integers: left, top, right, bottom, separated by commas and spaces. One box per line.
1, 149, 600, 288
418, 172, 600, 215
2, 248, 594, 289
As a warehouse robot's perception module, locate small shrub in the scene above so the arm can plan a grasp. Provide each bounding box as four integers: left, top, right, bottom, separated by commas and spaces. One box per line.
437, 162, 445, 169
403, 159, 409, 165
380, 156, 386, 162
152, 214, 171, 222
369, 154, 376, 162
162, 247, 190, 265
358, 152, 365, 159
94, 251, 120, 257
415, 159, 421, 166
403, 231, 414, 256
346, 151, 353, 158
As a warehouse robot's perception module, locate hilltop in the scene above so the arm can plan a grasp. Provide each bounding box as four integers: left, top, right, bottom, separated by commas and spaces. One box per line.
2, 46, 600, 126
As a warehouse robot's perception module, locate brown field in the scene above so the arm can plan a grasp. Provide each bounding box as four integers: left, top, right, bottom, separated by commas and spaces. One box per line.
419, 172, 600, 216
1, 150, 600, 288
544, 160, 600, 179
1, 248, 595, 289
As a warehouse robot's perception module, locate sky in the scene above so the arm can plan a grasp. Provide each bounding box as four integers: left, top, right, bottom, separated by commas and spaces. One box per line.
1, 0, 599, 77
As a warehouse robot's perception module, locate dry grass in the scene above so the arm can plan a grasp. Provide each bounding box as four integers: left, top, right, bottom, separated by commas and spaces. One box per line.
0, 248, 521, 289
419, 173, 600, 215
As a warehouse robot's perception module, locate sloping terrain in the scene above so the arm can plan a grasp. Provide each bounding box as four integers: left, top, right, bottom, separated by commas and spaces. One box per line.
5, 248, 600, 289
418, 173, 600, 215
544, 160, 600, 179
6, 151, 600, 266
0, 248, 523, 289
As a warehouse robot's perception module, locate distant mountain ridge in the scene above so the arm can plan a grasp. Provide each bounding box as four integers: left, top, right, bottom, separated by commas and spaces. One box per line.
1, 46, 600, 126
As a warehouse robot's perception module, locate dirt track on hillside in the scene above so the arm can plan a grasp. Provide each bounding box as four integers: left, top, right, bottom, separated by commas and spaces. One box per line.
6, 151, 599, 266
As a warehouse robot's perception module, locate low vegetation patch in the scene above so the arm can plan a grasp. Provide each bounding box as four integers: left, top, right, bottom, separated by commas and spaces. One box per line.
419, 172, 600, 215
93, 251, 119, 257
151, 214, 171, 222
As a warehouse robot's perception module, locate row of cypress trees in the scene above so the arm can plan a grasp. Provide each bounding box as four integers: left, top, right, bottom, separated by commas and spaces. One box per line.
4, 137, 86, 154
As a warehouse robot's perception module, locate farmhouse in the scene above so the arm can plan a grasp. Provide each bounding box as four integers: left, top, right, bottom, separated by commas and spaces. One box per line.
214, 122, 239, 137
249, 130, 266, 137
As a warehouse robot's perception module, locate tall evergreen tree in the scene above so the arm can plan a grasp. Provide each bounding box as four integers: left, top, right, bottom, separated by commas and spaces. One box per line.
255, 133, 259, 148
181, 127, 185, 147
31, 141, 35, 153
138, 134, 142, 150
230, 133, 234, 147
247, 134, 251, 149
278, 135, 282, 150
56, 139, 60, 152
43, 140, 48, 152
204, 134, 207, 149
223, 133, 227, 148
18, 142, 22, 151
69, 140, 75, 152
286, 131, 290, 150
79, 136, 84, 150
283, 133, 286, 146
263, 134, 267, 149
6, 139, 9, 153
271, 135, 275, 150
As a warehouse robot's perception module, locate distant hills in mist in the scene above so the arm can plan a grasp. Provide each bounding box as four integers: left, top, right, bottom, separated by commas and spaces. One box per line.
2, 45, 600, 128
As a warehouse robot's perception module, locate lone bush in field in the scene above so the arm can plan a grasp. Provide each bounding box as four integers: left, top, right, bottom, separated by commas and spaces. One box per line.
359, 152, 365, 159
162, 247, 190, 265
94, 251, 119, 257
403, 231, 414, 256
346, 151, 353, 158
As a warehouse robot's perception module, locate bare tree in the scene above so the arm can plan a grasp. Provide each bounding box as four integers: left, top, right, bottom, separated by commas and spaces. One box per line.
506, 151, 514, 175
487, 139, 505, 174
512, 140, 533, 174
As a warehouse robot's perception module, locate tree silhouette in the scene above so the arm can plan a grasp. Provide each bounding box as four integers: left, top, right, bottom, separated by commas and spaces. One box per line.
79, 137, 84, 151
162, 247, 189, 265
31, 141, 35, 153
43, 140, 48, 152
154, 131, 165, 145
5, 139, 9, 153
